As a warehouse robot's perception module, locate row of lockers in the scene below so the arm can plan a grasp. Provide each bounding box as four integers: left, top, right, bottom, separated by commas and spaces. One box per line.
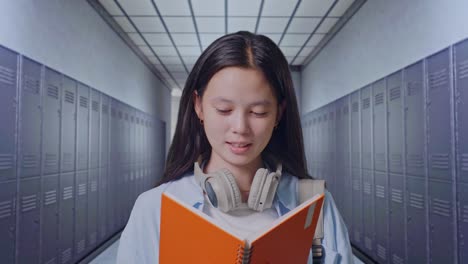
302, 37, 468, 264
0, 45, 166, 264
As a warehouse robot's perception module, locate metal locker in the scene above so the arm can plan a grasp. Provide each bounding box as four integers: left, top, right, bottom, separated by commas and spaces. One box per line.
19, 57, 42, 178
41, 174, 59, 264
374, 171, 389, 263
426, 48, 453, 182
42, 68, 61, 175
389, 174, 405, 264
100, 95, 109, 168
454, 38, 468, 264
311, 114, 317, 178
76, 83, 89, 171
129, 109, 135, 206
89, 89, 100, 169
352, 167, 362, 246
98, 166, 108, 242
387, 71, 404, 175
98, 94, 109, 241
61, 76, 76, 173
361, 85, 372, 171
87, 168, 98, 250
74, 171, 87, 260
351, 90, 360, 170
18, 177, 41, 263
406, 176, 427, 263
0, 180, 17, 264
342, 98, 352, 228
334, 102, 343, 210
404, 61, 425, 177
428, 180, 455, 263
373, 79, 387, 173
108, 101, 118, 233
0, 46, 18, 182
328, 106, 336, 194
362, 169, 375, 258
59, 172, 74, 264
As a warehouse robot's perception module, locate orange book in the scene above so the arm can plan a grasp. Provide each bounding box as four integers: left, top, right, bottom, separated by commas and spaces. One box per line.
159, 192, 325, 264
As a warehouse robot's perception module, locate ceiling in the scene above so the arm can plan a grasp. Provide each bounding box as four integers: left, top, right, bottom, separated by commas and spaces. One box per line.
92, 0, 362, 93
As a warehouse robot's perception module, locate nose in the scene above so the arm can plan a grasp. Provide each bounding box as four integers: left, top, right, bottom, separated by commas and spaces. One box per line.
231, 112, 250, 135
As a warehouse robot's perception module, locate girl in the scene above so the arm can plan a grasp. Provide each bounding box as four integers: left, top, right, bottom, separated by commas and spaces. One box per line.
117, 31, 353, 263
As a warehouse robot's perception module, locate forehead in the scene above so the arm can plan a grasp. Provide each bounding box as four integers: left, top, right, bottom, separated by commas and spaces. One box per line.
203, 67, 276, 103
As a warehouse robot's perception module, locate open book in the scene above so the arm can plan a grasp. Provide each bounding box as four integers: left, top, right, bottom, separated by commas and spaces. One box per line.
159, 192, 325, 264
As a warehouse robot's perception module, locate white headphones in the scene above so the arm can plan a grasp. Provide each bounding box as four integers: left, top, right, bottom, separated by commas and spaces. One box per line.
194, 156, 282, 213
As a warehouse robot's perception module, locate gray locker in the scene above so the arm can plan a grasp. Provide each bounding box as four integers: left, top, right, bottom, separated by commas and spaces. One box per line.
74, 171, 87, 260
90, 89, 100, 169
108, 102, 118, 233
100, 95, 109, 168
341, 99, 352, 227
361, 85, 372, 170
459, 182, 468, 264
352, 168, 362, 246
61, 76, 76, 173
387, 71, 404, 174
406, 176, 427, 263
404, 61, 425, 177
429, 180, 455, 263
389, 174, 405, 264
41, 174, 59, 264
0, 180, 16, 263
373, 79, 387, 173
0, 46, 18, 182
98, 167, 108, 241
20, 57, 42, 178
334, 103, 343, 210
362, 169, 375, 258
374, 172, 388, 263
87, 168, 98, 250
426, 49, 453, 181
98, 95, 109, 241
42, 68, 61, 175
351, 90, 360, 169
77, 83, 89, 171
327, 107, 336, 194
59, 171, 74, 264
18, 177, 41, 263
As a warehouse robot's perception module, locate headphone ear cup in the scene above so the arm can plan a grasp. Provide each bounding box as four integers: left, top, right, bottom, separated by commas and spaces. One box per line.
247, 168, 269, 211
215, 168, 242, 212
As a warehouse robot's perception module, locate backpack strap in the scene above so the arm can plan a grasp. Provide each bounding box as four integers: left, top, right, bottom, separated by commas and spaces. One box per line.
298, 179, 325, 263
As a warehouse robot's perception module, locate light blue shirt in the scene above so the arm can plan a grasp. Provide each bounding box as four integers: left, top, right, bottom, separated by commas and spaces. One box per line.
116, 172, 354, 264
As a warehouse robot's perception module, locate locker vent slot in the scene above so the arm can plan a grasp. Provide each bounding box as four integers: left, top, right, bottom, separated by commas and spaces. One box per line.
102, 104, 108, 114
63, 186, 73, 200
0, 153, 14, 170
352, 179, 360, 191
363, 182, 371, 195
390, 154, 403, 168
428, 68, 448, 89
0, 199, 13, 219
23, 75, 40, 94
61, 248, 72, 263
431, 198, 451, 217
409, 192, 424, 209
21, 194, 37, 212
391, 188, 403, 204
47, 84, 59, 99
352, 102, 359, 112
389, 86, 401, 101
377, 244, 387, 260
463, 205, 468, 223
77, 239, 85, 254
375, 93, 384, 105
362, 98, 370, 109
431, 153, 449, 170
392, 254, 404, 264
407, 81, 422, 96
22, 154, 38, 168
45, 153, 58, 168
64, 91, 74, 104
62, 152, 73, 168
44, 190, 57, 205
79, 96, 88, 108
407, 154, 424, 169
0, 65, 15, 85
44, 257, 56, 264
461, 153, 468, 171
376, 184, 385, 198
458, 59, 468, 79
90, 180, 98, 192
92, 100, 99, 112
365, 237, 373, 251
78, 183, 87, 196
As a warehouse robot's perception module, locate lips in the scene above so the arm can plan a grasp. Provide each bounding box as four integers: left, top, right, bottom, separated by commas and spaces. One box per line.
227, 142, 252, 154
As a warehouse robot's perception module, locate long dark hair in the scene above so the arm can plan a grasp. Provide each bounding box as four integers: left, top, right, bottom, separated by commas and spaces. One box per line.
158, 31, 310, 186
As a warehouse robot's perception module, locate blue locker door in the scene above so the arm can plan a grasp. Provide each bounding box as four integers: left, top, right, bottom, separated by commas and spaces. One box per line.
362, 169, 375, 258
0, 181, 16, 263
98, 95, 109, 241
427, 48, 453, 182
350, 90, 361, 245
455, 38, 468, 264
129, 110, 135, 208
328, 107, 336, 194
351, 91, 360, 169
98, 166, 108, 242
0, 46, 18, 182
41, 174, 59, 264
61, 77, 76, 173
77, 83, 89, 171
387, 71, 404, 174
352, 168, 362, 246
406, 176, 427, 263
108, 102, 117, 233
20, 57, 42, 178
74, 171, 87, 261
342, 99, 352, 228
87, 168, 98, 251
89, 89, 100, 169
361, 85, 372, 171
43, 68, 61, 175
312, 115, 317, 178
59, 172, 74, 264
18, 177, 41, 263
375, 172, 389, 263
334, 102, 343, 211
389, 175, 405, 264
373, 79, 387, 173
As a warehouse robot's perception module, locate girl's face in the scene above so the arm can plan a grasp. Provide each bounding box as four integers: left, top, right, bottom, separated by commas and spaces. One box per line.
194, 66, 283, 170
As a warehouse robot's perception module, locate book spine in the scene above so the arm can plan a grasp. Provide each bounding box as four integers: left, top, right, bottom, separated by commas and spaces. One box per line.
235, 244, 252, 264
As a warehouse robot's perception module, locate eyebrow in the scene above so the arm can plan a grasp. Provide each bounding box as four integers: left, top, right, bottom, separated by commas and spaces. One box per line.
210, 97, 272, 106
